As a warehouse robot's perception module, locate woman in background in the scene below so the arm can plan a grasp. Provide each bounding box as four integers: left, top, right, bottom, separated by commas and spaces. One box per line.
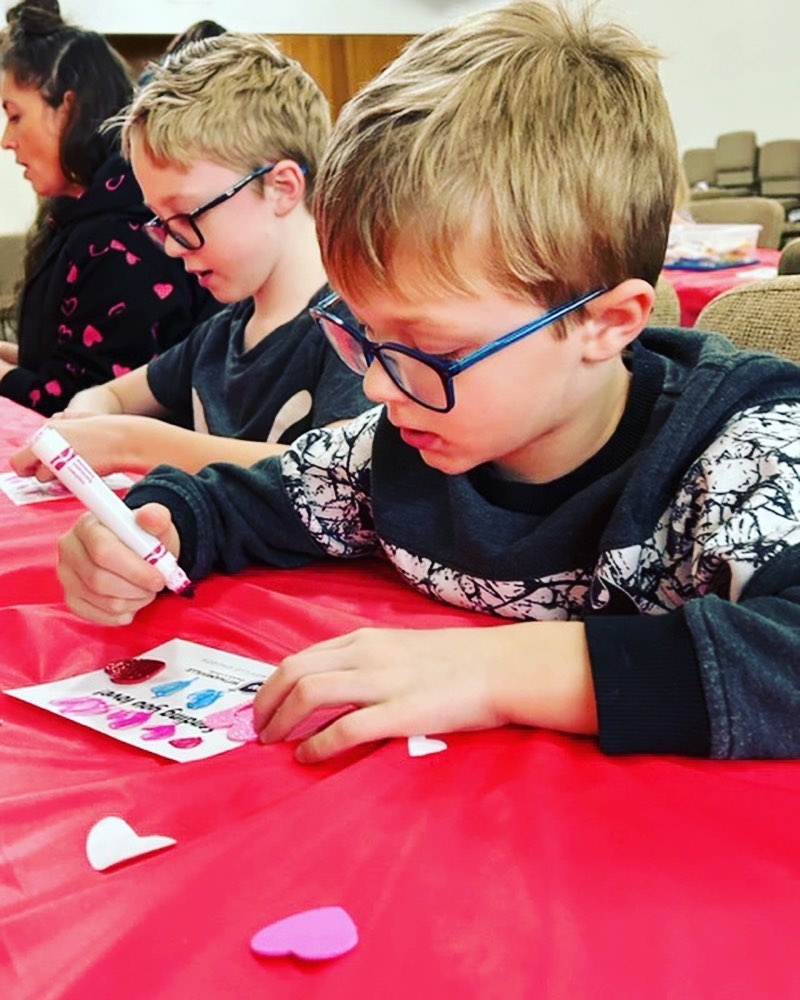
0, 1, 217, 415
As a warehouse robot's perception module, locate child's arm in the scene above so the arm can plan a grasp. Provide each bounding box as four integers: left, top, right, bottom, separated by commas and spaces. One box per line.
252, 621, 598, 762
11, 414, 289, 478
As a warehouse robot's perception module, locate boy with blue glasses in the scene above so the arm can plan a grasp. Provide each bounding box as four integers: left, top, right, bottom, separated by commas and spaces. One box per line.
58, 2, 800, 763
11, 33, 369, 479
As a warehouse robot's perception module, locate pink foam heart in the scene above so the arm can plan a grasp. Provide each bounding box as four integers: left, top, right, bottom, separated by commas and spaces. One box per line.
83, 324, 103, 347
153, 283, 173, 300
251, 906, 358, 961
227, 710, 257, 743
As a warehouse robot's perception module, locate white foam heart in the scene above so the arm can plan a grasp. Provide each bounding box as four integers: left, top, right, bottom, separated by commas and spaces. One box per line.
407, 734, 448, 757
86, 816, 176, 871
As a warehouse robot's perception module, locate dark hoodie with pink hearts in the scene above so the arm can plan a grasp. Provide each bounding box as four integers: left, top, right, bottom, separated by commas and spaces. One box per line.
0, 151, 219, 415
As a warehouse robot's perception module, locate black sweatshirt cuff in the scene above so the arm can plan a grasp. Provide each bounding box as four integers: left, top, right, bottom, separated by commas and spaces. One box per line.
585, 611, 711, 756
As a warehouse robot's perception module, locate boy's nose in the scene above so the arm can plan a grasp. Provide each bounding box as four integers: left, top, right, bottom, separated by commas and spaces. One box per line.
362, 358, 406, 405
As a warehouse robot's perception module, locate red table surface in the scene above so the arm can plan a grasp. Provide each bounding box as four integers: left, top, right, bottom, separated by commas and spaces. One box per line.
660, 248, 780, 327
1, 396, 800, 1000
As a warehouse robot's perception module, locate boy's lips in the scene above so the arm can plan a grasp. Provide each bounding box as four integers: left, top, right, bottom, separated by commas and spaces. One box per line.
398, 427, 443, 452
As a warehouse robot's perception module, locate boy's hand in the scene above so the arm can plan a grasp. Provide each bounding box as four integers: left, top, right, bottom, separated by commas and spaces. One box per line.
253, 621, 597, 762
11, 417, 123, 481
57, 503, 179, 625
0, 341, 19, 365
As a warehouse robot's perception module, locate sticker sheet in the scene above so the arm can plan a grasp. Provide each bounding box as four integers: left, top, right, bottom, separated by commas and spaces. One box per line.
0, 470, 134, 506
5, 638, 276, 762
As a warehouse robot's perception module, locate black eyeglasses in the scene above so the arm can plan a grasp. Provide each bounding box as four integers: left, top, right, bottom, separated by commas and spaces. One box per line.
143, 164, 276, 251
310, 288, 606, 412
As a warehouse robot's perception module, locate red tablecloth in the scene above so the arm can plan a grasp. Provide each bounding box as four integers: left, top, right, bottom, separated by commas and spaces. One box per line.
661, 248, 780, 326
2, 397, 800, 1000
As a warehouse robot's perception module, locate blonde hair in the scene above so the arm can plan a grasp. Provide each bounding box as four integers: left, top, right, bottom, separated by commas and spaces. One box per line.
121, 33, 330, 206
316, 1, 678, 306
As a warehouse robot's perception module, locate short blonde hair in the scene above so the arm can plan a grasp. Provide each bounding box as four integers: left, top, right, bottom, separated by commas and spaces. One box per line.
316, 1, 678, 305
121, 33, 330, 206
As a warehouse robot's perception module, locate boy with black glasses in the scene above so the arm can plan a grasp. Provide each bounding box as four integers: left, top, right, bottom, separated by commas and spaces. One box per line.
58, 2, 800, 764
11, 32, 369, 479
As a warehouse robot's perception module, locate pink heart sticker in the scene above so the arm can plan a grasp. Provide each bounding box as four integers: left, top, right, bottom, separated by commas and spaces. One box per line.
203, 702, 254, 730
83, 324, 103, 347
153, 283, 173, 300
251, 906, 358, 961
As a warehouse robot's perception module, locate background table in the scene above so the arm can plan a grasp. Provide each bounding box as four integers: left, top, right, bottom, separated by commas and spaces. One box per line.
2, 396, 800, 1000
661, 248, 780, 326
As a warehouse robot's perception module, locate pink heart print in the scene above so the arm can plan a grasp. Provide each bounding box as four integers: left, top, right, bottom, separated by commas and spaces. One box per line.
88, 244, 108, 257
105, 174, 125, 191
83, 325, 103, 347
112, 364, 131, 377
125, 252, 140, 265
66, 263, 78, 283
61, 297, 77, 316
107, 302, 126, 317
110, 239, 126, 251
250, 906, 358, 961
45, 380, 62, 396
57, 324, 73, 338
153, 283, 173, 300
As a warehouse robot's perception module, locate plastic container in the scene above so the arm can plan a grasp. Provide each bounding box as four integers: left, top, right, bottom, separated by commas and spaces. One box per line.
664, 223, 761, 270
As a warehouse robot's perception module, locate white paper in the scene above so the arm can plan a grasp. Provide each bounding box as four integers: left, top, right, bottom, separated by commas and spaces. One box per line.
5, 638, 276, 762
0, 470, 134, 506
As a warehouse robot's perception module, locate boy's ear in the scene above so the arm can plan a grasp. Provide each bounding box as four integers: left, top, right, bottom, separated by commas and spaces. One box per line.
267, 159, 307, 216
579, 279, 655, 362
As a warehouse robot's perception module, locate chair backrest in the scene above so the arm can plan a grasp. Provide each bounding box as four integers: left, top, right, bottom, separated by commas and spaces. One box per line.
650, 276, 681, 326
682, 147, 716, 188
759, 139, 800, 200
778, 237, 800, 276
689, 196, 785, 249
0, 233, 24, 300
694, 275, 800, 363
715, 130, 758, 191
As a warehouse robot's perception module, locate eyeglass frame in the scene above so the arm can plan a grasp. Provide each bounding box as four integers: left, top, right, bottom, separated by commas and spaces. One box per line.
143, 163, 277, 251
310, 286, 607, 413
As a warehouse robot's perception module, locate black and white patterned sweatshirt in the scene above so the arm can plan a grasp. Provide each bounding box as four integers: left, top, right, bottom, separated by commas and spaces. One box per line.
127, 327, 800, 760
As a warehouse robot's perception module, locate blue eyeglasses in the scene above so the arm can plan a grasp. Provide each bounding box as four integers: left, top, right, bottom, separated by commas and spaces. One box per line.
144, 164, 276, 251
310, 287, 606, 412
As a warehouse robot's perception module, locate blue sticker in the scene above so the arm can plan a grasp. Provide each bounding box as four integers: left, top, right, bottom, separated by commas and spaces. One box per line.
151, 678, 195, 697
186, 688, 224, 709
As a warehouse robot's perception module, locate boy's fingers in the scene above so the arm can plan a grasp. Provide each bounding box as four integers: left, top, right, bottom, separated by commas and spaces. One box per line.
257, 670, 365, 744
294, 704, 395, 763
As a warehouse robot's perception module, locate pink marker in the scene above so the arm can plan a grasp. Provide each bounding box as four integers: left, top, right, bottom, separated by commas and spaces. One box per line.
28, 425, 194, 596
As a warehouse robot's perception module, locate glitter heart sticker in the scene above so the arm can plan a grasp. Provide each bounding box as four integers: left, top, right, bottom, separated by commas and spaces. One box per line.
104, 658, 166, 684
250, 906, 358, 961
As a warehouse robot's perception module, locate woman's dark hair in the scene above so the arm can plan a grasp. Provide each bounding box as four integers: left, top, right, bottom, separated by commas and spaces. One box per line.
0, 2, 134, 337
1, 1, 133, 187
